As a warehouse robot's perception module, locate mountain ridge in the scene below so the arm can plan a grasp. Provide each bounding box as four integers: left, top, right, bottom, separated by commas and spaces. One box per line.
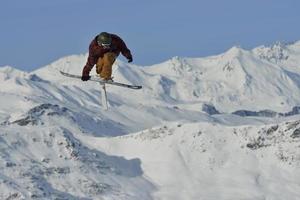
2, 41, 300, 114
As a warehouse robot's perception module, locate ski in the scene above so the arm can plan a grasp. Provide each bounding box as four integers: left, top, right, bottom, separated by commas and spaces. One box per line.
60, 71, 142, 90
100, 82, 109, 110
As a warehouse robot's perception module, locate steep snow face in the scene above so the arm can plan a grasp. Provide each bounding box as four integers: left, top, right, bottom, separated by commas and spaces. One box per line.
0, 104, 155, 199
89, 120, 300, 200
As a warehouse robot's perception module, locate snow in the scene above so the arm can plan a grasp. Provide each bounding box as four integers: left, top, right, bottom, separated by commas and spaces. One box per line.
0, 41, 300, 199
89, 121, 300, 200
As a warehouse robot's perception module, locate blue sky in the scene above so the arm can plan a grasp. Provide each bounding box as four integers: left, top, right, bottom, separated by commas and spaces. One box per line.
0, 0, 299, 71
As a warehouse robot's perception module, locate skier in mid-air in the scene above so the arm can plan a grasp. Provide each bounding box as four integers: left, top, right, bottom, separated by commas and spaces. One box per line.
81, 32, 133, 81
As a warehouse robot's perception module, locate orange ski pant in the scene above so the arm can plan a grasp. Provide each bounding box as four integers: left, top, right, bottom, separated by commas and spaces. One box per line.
96, 52, 117, 80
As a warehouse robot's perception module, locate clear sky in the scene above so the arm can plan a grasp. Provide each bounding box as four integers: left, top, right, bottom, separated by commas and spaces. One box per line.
0, 0, 299, 71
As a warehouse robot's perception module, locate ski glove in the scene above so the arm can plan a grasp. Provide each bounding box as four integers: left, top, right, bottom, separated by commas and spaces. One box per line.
127, 56, 133, 63
81, 75, 91, 81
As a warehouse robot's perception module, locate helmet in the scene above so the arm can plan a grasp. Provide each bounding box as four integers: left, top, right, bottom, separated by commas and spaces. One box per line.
96, 32, 112, 48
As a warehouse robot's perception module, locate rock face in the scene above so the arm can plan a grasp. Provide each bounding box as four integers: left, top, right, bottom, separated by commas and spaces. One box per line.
11, 104, 69, 126
291, 128, 300, 138
232, 106, 300, 117
253, 42, 289, 63
202, 103, 220, 115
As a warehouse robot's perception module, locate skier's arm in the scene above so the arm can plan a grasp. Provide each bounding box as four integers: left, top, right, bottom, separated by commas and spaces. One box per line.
117, 36, 133, 63
82, 43, 97, 77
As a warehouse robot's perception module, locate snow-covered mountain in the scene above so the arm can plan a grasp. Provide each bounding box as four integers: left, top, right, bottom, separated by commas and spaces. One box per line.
32, 40, 300, 114
0, 41, 300, 199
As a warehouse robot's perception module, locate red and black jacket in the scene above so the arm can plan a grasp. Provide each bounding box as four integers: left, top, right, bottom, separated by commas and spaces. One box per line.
82, 33, 132, 76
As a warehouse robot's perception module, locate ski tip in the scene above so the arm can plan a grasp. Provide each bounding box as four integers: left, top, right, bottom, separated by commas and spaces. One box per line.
59, 70, 66, 75
133, 86, 142, 89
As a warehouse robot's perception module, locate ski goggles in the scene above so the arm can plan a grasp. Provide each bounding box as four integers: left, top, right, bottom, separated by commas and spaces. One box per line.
98, 42, 111, 49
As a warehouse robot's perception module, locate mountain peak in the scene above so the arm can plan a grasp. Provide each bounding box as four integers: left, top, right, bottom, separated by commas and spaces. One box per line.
222, 46, 246, 60
0, 65, 22, 72
0, 66, 27, 80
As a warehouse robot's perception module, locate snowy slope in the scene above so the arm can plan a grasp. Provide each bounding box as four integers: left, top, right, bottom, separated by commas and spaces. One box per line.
0, 40, 300, 199
90, 120, 300, 200
1, 104, 299, 199
0, 103, 155, 199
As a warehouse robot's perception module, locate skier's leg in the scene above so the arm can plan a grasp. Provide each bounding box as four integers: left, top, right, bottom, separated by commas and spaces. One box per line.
100, 52, 117, 80
96, 57, 104, 75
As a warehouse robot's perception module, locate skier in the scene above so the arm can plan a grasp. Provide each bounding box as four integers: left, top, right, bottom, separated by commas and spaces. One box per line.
81, 32, 133, 81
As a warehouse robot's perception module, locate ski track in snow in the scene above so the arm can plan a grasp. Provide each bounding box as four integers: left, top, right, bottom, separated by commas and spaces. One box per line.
0, 41, 300, 199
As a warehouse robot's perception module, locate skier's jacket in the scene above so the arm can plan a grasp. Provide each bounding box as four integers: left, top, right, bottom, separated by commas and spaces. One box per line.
82, 34, 132, 76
